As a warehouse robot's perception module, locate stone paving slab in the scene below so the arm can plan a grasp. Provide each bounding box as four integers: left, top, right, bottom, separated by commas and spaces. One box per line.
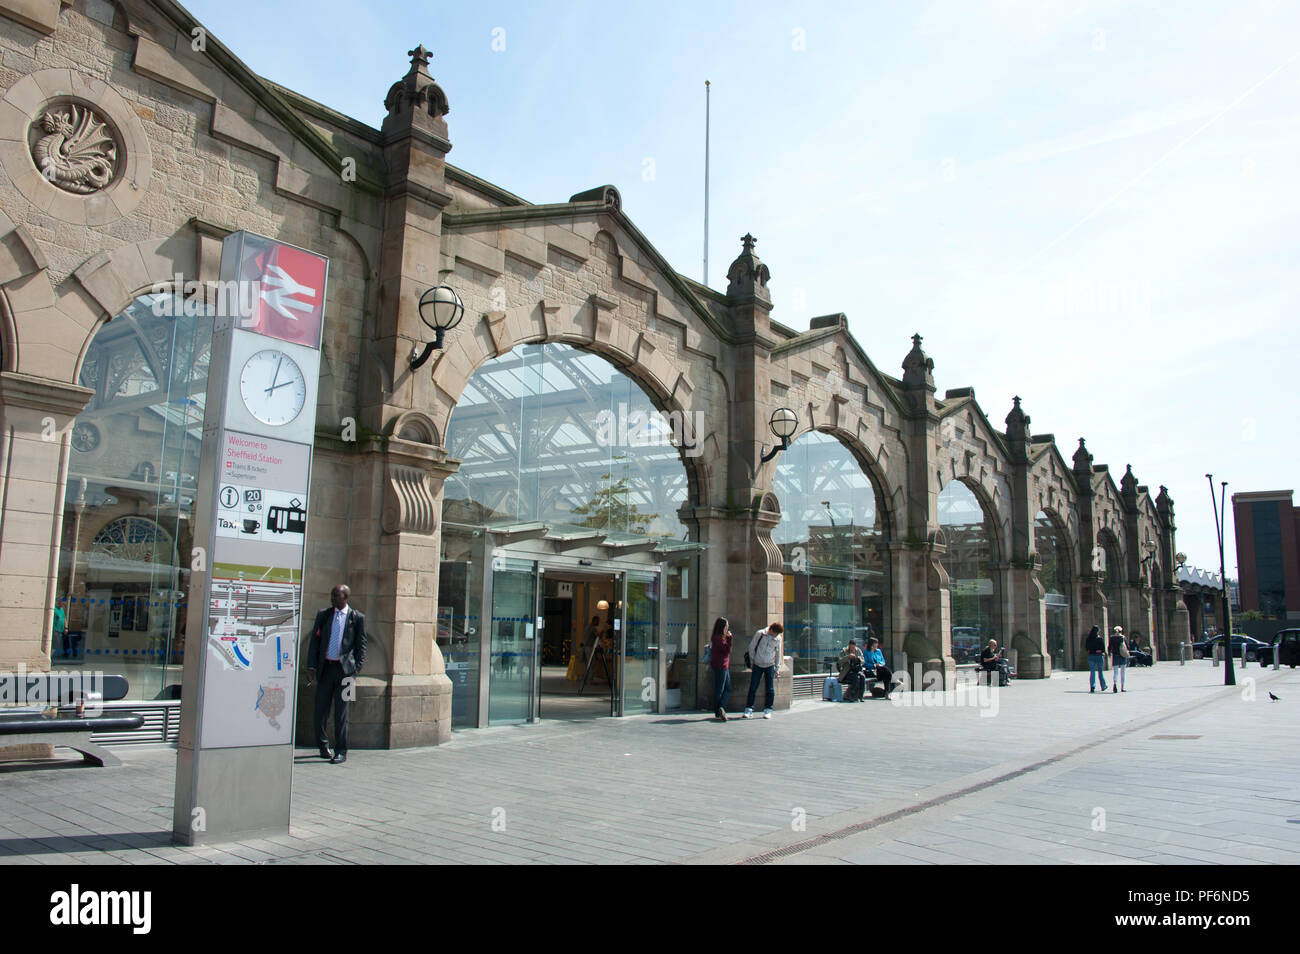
1, 662, 1297, 864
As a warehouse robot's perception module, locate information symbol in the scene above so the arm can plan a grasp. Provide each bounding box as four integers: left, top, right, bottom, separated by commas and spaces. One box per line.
220, 486, 239, 508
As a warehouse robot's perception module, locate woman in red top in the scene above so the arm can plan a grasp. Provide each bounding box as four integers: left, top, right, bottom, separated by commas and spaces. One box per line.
709, 617, 733, 721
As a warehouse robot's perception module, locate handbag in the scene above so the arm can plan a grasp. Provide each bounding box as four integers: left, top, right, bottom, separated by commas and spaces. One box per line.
745, 631, 765, 669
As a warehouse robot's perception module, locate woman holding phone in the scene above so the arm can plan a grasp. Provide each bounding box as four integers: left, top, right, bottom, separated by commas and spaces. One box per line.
709, 617, 733, 721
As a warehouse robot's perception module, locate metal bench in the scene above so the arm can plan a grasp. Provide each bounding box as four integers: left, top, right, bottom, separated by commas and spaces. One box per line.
0, 673, 142, 767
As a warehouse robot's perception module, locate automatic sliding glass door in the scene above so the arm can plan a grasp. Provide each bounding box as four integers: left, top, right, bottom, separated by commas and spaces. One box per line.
488, 558, 539, 725
622, 569, 663, 716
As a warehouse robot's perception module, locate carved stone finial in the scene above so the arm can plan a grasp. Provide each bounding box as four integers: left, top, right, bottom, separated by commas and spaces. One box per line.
726, 232, 771, 301
901, 333, 934, 390
1121, 463, 1138, 496
1005, 395, 1030, 453
384, 43, 449, 122
1072, 437, 1093, 476
1156, 484, 1173, 516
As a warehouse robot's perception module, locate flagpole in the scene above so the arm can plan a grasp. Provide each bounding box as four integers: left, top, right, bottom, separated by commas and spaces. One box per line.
704, 79, 710, 286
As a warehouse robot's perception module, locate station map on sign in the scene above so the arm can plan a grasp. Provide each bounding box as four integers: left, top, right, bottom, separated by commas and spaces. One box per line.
200, 562, 300, 748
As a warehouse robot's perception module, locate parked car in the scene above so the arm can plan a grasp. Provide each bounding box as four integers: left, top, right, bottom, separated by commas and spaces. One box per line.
1257, 629, 1300, 668
951, 627, 982, 664
1192, 633, 1270, 660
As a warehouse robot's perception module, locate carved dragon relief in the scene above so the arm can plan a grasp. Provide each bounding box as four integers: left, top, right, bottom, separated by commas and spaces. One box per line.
30, 103, 118, 194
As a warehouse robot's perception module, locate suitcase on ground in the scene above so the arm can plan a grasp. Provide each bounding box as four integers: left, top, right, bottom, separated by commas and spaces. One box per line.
823, 676, 843, 702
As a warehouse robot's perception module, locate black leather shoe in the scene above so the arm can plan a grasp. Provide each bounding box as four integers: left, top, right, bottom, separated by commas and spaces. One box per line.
318, 746, 332, 760
330, 752, 347, 764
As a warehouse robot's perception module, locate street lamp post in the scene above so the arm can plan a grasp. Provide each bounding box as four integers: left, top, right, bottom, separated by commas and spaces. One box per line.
1206, 474, 1235, 686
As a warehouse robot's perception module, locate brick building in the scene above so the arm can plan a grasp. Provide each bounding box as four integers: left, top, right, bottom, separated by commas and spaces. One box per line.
1232, 490, 1300, 621
0, 0, 1190, 747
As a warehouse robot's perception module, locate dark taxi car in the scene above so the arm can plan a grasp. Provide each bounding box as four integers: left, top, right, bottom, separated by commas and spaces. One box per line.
1258, 629, 1300, 668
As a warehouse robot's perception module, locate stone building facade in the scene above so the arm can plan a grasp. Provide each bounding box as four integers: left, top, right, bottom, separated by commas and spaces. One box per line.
0, 0, 1190, 748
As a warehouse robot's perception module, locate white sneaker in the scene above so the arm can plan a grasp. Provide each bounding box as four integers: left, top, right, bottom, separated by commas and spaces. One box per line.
763, 709, 772, 719
743, 708, 753, 719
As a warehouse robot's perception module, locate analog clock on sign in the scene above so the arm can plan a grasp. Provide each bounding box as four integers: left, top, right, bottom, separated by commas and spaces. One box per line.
239, 349, 307, 426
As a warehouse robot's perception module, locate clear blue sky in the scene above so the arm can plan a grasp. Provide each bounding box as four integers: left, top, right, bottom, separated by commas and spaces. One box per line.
184, 0, 1300, 579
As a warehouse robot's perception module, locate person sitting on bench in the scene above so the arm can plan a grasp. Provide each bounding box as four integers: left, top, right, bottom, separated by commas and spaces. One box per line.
980, 639, 1004, 686
838, 640, 866, 702
864, 636, 896, 696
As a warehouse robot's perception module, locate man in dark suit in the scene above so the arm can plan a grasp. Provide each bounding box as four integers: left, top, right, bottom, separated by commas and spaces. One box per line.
307, 584, 366, 764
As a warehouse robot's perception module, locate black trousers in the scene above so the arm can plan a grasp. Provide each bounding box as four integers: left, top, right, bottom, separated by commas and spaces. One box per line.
314, 660, 351, 753
874, 664, 894, 691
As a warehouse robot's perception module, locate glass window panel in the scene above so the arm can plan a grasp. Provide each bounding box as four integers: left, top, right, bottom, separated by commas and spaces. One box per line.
775, 431, 887, 674
939, 480, 999, 661
444, 343, 687, 539
57, 294, 213, 700
1035, 510, 1071, 671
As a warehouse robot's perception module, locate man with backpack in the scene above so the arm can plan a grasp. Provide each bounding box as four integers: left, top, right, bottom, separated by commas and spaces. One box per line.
743, 622, 784, 719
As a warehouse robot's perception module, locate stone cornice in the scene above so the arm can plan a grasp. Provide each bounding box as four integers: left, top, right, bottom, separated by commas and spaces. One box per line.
145, 0, 384, 195
0, 372, 93, 416
264, 78, 383, 144
936, 393, 1012, 463
383, 125, 452, 155
383, 180, 454, 210
769, 324, 907, 419
188, 216, 232, 239
444, 203, 733, 345
446, 165, 532, 207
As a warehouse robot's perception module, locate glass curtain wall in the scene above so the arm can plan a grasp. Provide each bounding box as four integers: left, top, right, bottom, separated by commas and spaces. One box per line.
443, 343, 689, 538
1035, 510, 1071, 671
938, 480, 999, 661
774, 431, 887, 675
441, 342, 696, 722
55, 293, 212, 700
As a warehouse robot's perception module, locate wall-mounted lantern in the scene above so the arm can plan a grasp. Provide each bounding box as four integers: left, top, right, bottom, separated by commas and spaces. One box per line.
409, 284, 465, 371
760, 406, 798, 463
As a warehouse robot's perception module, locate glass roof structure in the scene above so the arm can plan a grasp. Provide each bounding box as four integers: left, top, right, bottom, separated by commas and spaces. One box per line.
444, 343, 690, 539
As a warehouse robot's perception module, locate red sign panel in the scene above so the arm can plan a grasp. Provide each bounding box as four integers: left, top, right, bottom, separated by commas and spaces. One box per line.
234, 235, 327, 349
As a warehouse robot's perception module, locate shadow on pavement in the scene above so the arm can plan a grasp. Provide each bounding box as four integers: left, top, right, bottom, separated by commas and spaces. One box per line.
0, 831, 172, 856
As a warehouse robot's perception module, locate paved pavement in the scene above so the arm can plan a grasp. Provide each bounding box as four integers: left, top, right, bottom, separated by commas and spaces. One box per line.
2, 661, 1297, 864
